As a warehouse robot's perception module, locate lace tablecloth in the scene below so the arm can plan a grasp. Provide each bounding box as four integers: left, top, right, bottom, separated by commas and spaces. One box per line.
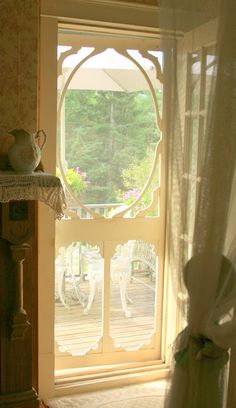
0, 172, 66, 219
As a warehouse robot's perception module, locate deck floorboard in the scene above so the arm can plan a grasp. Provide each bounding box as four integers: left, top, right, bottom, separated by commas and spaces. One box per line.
55, 274, 156, 356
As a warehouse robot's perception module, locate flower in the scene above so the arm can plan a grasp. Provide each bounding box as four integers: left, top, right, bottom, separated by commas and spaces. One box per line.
57, 166, 91, 196
122, 188, 139, 204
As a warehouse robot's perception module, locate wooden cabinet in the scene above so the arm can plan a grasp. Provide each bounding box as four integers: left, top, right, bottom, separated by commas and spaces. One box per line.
0, 200, 39, 407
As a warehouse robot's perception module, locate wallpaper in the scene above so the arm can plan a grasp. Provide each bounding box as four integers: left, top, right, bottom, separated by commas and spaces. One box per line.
0, 0, 39, 170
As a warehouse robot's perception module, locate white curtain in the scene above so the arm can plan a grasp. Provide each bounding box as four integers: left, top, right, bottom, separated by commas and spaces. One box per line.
160, 0, 236, 407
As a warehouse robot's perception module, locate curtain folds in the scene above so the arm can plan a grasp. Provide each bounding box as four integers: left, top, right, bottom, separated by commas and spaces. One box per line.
160, 0, 236, 407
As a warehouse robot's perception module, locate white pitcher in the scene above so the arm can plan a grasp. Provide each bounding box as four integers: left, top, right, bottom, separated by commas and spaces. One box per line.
8, 128, 47, 174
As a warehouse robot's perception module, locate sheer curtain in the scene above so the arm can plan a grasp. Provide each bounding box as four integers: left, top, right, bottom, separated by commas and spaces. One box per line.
160, 0, 236, 407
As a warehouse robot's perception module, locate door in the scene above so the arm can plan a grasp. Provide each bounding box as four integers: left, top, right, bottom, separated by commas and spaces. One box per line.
54, 27, 165, 372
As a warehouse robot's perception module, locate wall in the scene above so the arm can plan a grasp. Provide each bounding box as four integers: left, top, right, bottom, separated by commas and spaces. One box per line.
0, 0, 40, 392
0, 0, 40, 169
0, 0, 157, 169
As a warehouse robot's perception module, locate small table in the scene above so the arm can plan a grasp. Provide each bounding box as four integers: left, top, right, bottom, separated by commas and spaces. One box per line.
0, 171, 66, 219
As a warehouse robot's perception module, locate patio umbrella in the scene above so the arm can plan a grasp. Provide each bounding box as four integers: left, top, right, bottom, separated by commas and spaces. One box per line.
58, 47, 163, 90
58, 66, 161, 92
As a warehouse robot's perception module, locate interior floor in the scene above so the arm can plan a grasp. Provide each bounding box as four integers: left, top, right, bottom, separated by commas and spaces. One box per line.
45, 379, 167, 407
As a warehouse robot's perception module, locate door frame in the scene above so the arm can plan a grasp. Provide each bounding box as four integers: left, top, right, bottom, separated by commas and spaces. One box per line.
39, 1, 171, 399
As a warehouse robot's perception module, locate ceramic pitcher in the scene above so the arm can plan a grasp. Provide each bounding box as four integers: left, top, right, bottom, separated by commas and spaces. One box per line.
8, 128, 47, 174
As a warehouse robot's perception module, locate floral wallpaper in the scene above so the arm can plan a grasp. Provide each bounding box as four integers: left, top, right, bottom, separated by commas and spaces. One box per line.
0, 0, 39, 170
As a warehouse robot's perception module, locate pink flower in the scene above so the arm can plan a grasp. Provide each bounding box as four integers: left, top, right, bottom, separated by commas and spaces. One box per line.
123, 188, 139, 201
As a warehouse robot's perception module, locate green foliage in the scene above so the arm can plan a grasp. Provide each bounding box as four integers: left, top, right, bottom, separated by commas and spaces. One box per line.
63, 89, 161, 204
57, 167, 89, 197
122, 148, 156, 190
119, 148, 159, 210
66, 169, 87, 196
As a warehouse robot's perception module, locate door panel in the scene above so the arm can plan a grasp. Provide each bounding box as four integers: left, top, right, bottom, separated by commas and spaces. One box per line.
55, 28, 165, 370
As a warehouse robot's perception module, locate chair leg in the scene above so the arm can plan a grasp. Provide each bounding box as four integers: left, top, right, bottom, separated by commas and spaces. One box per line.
119, 274, 132, 318
84, 277, 97, 314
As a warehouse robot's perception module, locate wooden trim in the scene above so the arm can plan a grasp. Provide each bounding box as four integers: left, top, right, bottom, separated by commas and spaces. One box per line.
0, 201, 39, 406
41, 0, 211, 36
32, 201, 39, 393
41, 0, 161, 33
54, 363, 169, 395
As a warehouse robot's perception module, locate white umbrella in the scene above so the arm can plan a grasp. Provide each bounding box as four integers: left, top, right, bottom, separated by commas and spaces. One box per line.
57, 47, 162, 92
58, 66, 161, 92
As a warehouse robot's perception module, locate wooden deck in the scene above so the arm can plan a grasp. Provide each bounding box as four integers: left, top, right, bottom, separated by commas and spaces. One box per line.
55, 272, 156, 356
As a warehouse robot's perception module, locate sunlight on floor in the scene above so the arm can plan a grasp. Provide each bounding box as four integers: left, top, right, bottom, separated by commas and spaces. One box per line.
45, 380, 167, 408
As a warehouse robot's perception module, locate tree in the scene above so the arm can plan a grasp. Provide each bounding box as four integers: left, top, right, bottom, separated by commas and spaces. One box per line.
117, 147, 159, 212
63, 89, 161, 204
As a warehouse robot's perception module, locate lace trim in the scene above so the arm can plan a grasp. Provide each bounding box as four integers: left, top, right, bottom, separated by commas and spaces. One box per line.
0, 172, 66, 219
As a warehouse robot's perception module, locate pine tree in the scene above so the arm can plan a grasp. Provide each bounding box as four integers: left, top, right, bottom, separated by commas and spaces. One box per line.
63, 89, 161, 204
